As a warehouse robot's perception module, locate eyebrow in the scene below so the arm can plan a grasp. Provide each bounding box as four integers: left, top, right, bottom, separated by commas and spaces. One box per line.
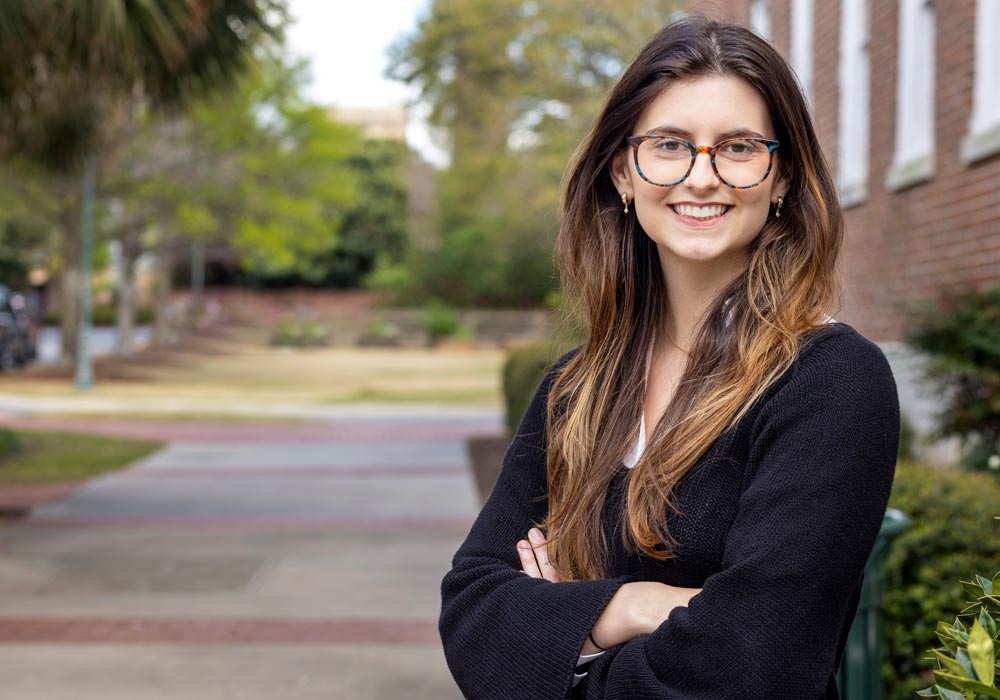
645, 125, 767, 140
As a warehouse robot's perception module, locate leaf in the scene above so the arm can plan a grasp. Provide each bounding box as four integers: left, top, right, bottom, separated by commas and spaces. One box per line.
965, 579, 987, 597
968, 619, 996, 686
978, 575, 995, 597
933, 671, 1000, 698
937, 621, 964, 650
935, 686, 966, 700
931, 649, 972, 678
980, 607, 998, 640
956, 648, 977, 679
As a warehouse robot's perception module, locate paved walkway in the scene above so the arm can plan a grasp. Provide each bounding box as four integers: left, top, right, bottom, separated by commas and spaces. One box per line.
0, 412, 500, 699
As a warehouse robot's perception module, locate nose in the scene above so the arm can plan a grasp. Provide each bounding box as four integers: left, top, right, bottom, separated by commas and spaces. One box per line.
685, 150, 721, 189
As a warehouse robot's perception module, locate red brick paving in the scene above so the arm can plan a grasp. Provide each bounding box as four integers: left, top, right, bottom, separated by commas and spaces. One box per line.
0, 617, 440, 645
0, 482, 83, 514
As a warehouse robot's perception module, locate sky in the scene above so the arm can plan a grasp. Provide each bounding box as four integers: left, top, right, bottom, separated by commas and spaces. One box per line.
285, 0, 446, 164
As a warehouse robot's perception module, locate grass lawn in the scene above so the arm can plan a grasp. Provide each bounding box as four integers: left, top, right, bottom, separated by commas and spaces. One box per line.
0, 430, 163, 485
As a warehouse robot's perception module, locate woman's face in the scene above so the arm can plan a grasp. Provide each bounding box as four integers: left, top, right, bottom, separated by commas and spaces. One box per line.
612, 74, 789, 273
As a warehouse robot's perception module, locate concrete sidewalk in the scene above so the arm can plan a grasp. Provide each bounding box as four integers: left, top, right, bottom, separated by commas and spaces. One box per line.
0, 412, 501, 699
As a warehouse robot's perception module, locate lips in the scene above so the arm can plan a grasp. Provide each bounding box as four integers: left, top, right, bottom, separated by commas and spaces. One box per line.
669, 204, 734, 227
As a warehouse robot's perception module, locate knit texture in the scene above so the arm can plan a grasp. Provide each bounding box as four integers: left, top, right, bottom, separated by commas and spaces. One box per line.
439, 323, 900, 699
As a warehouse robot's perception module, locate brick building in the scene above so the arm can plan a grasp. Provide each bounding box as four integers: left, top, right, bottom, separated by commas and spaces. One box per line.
683, 0, 998, 342
678, 1, 999, 463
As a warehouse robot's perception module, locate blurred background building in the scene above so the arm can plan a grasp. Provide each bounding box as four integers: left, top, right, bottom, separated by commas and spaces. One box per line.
686, 0, 999, 344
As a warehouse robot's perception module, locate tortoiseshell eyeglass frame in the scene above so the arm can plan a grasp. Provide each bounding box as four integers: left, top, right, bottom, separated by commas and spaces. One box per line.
625, 134, 781, 189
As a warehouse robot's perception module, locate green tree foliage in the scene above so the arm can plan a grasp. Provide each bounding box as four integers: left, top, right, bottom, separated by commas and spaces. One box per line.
901, 285, 1000, 472
234, 104, 358, 281
316, 139, 411, 288
107, 50, 407, 290
382, 0, 683, 306
0, 0, 285, 363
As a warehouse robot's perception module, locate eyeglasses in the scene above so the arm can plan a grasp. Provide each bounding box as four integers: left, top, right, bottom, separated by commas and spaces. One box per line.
625, 134, 780, 189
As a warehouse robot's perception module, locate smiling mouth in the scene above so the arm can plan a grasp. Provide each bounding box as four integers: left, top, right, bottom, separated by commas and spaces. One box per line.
670, 204, 733, 223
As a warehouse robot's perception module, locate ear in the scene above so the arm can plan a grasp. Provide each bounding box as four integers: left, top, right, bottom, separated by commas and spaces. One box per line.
609, 146, 634, 196
771, 170, 790, 202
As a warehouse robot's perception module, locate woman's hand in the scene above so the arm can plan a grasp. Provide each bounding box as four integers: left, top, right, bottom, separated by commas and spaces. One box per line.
517, 527, 561, 582
517, 529, 703, 652
623, 581, 703, 636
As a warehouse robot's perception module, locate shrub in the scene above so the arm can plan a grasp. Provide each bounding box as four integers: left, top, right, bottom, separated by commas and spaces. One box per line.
363, 252, 421, 307
899, 410, 916, 462
881, 461, 1000, 700
364, 317, 401, 341
422, 299, 463, 345
270, 320, 330, 347
501, 341, 578, 435
44, 306, 155, 327
901, 284, 1000, 472
0, 428, 20, 459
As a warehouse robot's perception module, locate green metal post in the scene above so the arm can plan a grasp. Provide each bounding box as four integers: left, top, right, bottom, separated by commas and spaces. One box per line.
836, 508, 910, 700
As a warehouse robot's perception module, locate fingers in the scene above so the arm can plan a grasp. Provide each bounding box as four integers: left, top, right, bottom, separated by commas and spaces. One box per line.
518, 528, 562, 583
518, 539, 542, 578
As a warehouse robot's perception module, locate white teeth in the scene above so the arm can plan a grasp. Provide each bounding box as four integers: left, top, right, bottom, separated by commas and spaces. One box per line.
672, 204, 730, 219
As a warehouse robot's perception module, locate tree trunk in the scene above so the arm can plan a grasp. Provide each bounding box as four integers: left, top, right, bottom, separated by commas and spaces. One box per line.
153, 244, 174, 345
115, 238, 138, 356
59, 194, 82, 365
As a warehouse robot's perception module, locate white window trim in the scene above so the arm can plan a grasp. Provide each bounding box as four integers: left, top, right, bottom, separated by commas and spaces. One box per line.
961, 0, 1000, 164
750, 0, 771, 39
886, 0, 935, 192
837, 0, 871, 209
790, 0, 815, 109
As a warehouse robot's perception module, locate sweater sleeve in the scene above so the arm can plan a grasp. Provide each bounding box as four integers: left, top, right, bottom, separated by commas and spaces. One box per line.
579, 335, 901, 700
439, 348, 634, 700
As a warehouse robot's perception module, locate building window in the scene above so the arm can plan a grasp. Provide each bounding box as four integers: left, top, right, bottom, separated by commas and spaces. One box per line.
837, 0, 870, 208
790, 0, 814, 108
750, 0, 770, 39
887, 0, 935, 191
961, 0, 1000, 164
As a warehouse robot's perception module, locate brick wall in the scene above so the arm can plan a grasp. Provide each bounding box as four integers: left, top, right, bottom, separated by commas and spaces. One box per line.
684, 0, 1000, 343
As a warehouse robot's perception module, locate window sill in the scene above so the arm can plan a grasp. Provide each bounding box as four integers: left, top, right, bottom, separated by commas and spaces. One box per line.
837, 179, 868, 210
885, 153, 933, 192
961, 121, 1000, 165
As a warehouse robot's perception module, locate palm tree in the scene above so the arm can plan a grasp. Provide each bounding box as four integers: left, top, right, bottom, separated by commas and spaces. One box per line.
0, 0, 286, 376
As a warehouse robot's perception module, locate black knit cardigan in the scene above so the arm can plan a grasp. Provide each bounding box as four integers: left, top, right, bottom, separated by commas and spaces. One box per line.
439, 323, 900, 700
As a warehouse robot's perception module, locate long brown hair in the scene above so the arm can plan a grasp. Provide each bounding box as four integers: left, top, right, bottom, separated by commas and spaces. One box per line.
539, 15, 845, 581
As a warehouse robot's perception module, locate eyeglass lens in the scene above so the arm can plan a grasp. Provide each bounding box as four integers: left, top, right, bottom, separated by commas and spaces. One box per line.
635, 138, 772, 187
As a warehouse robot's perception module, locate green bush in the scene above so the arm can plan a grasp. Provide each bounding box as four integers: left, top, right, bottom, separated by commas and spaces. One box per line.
363, 222, 559, 309
901, 285, 1000, 472
0, 428, 20, 459
881, 461, 1000, 700
501, 341, 579, 435
422, 299, 463, 345
363, 253, 420, 307
270, 319, 331, 347
900, 411, 916, 462
44, 306, 155, 327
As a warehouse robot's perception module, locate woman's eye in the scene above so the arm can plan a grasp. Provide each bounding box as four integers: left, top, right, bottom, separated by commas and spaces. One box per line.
655, 139, 684, 152
721, 140, 759, 155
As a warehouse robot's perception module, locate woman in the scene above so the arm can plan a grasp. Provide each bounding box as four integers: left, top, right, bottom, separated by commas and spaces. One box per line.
439, 15, 899, 700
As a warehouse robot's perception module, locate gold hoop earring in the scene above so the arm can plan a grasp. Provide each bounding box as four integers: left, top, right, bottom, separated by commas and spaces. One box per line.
774, 196, 784, 218
621, 191, 630, 214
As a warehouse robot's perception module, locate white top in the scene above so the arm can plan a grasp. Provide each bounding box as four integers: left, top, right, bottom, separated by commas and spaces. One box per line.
573, 314, 837, 687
